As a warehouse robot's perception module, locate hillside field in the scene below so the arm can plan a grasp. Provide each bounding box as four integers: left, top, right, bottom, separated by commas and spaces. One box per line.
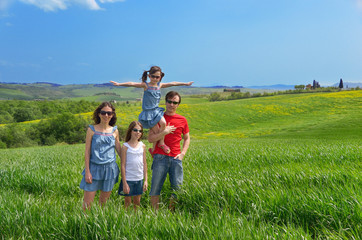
0, 82, 274, 101
0, 91, 361, 239
113, 90, 361, 140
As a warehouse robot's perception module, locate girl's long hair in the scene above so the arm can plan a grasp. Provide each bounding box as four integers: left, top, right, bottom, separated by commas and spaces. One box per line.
125, 121, 143, 142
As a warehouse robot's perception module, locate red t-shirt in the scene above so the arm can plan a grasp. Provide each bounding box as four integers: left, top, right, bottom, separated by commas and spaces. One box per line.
153, 113, 189, 157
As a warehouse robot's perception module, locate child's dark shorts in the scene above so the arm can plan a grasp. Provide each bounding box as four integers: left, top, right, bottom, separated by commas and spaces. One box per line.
118, 179, 143, 196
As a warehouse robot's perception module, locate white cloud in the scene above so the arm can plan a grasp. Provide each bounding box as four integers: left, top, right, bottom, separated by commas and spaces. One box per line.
358, 0, 362, 9
20, 0, 68, 11
0, 0, 15, 11
74, 0, 103, 10
18, 0, 127, 12
0, 0, 125, 12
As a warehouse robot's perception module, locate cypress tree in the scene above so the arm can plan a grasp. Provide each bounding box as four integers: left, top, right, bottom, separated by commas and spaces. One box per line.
339, 78, 343, 89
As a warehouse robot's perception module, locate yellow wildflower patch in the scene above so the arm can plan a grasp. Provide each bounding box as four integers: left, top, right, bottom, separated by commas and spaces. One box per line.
79, 112, 93, 117
115, 106, 142, 126
20, 119, 41, 124
318, 91, 362, 99
179, 104, 190, 110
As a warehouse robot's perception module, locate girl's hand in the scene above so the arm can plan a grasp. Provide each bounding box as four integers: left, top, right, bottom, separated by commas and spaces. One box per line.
85, 172, 92, 184
143, 182, 148, 192
110, 81, 120, 86
123, 182, 130, 194
186, 81, 194, 86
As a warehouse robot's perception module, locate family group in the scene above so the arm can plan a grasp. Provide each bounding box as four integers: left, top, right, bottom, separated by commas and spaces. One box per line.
79, 66, 193, 211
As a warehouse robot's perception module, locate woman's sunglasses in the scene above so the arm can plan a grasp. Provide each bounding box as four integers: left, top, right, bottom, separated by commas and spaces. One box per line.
100, 111, 114, 116
132, 128, 143, 133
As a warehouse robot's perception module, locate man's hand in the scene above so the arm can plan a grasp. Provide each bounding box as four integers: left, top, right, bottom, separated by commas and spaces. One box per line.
148, 123, 176, 143
175, 153, 185, 160
165, 123, 176, 134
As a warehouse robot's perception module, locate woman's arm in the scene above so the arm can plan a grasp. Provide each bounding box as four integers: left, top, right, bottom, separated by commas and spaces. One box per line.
142, 144, 148, 191
110, 81, 146, 89
84, 127, 94, 183
160, 81, 194, 88
120, 145, 130, 194
114, 129, 122, 157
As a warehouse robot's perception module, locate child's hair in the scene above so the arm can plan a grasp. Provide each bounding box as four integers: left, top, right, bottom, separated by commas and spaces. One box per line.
141, 66, 165, 82
165, 91, 182, 104
125, 121, 144, 142
93, 101, 117, 126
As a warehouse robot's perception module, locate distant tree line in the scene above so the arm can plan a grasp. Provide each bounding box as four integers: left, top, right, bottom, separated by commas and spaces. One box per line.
295, 79, 345, 91
0, 100, 101, 148
208, 86, 361, 102
0, 113, 89, 148
0, 100, 99, 124
0, 113, 135, 149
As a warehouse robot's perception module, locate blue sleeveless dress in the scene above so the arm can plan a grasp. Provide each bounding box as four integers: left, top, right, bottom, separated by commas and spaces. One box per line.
79, 125, 120, 192
138, 82, 165, 129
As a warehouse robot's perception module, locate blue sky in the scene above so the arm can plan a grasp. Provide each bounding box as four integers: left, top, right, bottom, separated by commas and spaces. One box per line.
1, 0, 362, 87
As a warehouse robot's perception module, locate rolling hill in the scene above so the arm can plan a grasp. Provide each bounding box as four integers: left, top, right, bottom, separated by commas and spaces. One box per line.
0, 82, 273, 101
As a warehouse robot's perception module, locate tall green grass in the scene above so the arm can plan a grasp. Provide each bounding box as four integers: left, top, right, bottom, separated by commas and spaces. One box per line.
0, 138, 360, 239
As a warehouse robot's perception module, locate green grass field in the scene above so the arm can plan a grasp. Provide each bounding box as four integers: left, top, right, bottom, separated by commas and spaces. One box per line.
0, 91, 361, 239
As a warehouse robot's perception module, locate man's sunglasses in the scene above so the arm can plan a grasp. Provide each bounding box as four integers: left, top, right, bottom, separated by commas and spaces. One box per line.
100, 111, 114, 116
166, 100, 180, 105
150, 75, 161, 79
132, 128, 143, 133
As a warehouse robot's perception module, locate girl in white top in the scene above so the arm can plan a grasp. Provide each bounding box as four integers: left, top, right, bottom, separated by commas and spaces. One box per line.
118, 121, 148, 210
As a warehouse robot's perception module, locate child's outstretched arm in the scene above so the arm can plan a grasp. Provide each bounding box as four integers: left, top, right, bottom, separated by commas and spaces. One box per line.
110, 81, 146, 88
161, 81, 194, 88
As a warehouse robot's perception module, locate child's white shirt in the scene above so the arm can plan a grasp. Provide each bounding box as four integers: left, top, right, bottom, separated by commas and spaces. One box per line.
124, 141, 145, 181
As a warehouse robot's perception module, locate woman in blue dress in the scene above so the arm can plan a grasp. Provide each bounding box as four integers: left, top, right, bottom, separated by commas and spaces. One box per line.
111, 66, 193, 155
80, 102, 121, 211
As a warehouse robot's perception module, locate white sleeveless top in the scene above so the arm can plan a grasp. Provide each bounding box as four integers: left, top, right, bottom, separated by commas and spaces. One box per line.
124, 141, 145, 181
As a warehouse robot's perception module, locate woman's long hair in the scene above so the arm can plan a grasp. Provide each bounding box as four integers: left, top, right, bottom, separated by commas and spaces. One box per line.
92, 102, 117, 126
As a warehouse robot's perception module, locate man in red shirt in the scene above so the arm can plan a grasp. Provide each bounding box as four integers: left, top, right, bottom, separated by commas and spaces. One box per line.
148, 91, 190, 210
